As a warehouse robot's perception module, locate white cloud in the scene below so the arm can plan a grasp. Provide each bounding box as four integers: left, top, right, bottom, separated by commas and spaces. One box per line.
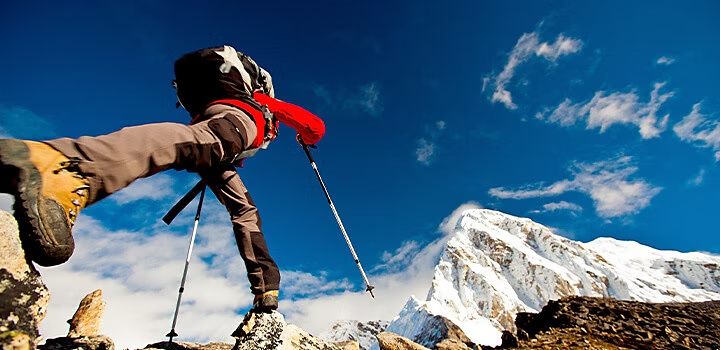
284, 205, 465, 336
38, 211, 253, 349
530, 201, 583, 214
656, 56, 675, 65
538, 82, 674, 139
438, 202, 483, 235
358, 82, 383, 117
110, 174, 176, 205
280, 271, 354, 298
312, 82, 384, 117
416, 139, 435, 166
488, 31, 583, 110
673, 103, 720, 161
36, 200, 474, 349
489, 156, 661, 218
0, 194, 12, 213
415, 121, 447, 166
688, 169, 705, 187
536, 34, 585, 62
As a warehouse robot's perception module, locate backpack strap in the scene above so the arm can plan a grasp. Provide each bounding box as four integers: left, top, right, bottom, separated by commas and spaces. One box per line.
205, 99, 278, 151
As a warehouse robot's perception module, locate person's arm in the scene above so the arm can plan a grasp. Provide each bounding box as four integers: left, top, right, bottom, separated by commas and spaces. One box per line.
253, 92, 326, 145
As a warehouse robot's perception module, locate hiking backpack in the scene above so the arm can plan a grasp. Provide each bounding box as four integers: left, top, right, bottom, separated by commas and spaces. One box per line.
173, 45, 275, 117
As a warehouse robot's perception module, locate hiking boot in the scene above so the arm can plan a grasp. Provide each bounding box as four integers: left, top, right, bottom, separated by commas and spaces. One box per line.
252, 290, 279, 313
0, 139, 89, 266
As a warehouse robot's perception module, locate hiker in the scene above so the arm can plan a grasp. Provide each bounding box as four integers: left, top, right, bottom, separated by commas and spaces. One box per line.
0, 45, 325, 312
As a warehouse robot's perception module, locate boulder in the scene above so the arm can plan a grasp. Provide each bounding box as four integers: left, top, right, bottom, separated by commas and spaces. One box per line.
0, 210, 50, 349
67, 289, 106, 337
231, 310, 355, 350
375, 332, 429, 350
40, 335, 114, 350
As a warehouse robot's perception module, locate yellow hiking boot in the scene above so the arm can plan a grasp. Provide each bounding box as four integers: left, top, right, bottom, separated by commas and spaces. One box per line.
252, 290, 279, 312
0, 139, 89, 266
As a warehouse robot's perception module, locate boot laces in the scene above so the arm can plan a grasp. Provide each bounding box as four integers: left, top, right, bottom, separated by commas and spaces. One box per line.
54, 158, 89, 225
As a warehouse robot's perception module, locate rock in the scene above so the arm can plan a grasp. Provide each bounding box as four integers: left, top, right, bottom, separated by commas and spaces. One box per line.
143, 341, 234, 350
230, 310, 351, 350
375, 332, 429, 350
67, 289, 106, 337
0, 210, 50, 349
328, 340, 360, 350
40, 335, 114, 350
0, 331, 31, 350
401, 314, 475, 349
40, 290, 114, 350
509, 296, 720, 349
434, 338, 474, 350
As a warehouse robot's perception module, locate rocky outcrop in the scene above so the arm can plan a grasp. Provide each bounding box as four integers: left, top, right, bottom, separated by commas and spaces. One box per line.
67, 289, 106, 337
40, 335, 115, 350
376, 332, 428, 350
409, 315, 474, 348
499, 296, 720, 349
230, 311, 357, 350
39, 289, 113, 350
0, 210, 50, 349
144, 311, 360, 350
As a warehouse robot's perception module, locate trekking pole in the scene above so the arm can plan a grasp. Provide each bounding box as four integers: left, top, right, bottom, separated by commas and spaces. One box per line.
298, 137, 375, 298
166, 185, 206, 343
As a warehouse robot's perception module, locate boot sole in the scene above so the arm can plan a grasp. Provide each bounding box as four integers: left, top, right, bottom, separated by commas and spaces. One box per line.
0, 139, 74, 266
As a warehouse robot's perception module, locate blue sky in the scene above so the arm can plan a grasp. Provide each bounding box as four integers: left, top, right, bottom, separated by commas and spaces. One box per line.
2, 0, 719, 347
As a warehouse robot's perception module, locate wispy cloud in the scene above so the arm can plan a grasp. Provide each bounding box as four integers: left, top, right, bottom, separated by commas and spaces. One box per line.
281, 271, 354, 299
438, 202, 483, 235
0, 105, 58, 139
530, 201, 583, 214
537, 82, 674, 139
489, 156, 661, 218
673, 103, 720, 161
656, 56, 676, 65
688, 169, 705, 187
312, 82, 384, 117
110, 174, 176, 205
416, 121, 446, 166
486, 31, 583, 110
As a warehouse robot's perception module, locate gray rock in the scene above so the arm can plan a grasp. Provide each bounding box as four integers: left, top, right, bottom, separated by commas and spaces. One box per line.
375, 332, 428, 350
143, 341, 233, 350
231, 311, 353, 350
40, 335, 114, 350
0, 210, 50, 349
407, 314, 475, 349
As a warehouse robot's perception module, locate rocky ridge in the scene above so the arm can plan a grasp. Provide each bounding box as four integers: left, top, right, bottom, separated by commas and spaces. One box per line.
3, 209, 720, 349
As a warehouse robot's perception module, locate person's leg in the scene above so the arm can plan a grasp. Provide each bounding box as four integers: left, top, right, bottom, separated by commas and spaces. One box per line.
0, 105, 256, 266
200, 164, 280, 311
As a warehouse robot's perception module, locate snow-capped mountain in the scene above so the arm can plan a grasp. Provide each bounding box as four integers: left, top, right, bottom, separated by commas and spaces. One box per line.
319, 320, 388, 350
382, 209, 720, 348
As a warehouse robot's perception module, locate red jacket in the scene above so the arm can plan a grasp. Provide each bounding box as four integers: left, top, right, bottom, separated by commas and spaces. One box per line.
192, 93, 325, 148
253, 92, 325, 145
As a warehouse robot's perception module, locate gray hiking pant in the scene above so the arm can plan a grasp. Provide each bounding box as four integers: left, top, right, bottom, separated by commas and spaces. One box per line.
45, 104, 280, 294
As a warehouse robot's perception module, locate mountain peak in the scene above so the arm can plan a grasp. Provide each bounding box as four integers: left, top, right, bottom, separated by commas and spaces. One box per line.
384, 208, 720, 348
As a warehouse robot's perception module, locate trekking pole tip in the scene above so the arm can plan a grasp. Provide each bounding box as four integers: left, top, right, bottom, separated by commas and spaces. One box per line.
366, 285, 375, 298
